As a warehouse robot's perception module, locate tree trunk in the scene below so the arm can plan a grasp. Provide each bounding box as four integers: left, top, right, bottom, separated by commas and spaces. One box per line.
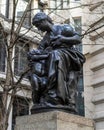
2, 46, 14, 130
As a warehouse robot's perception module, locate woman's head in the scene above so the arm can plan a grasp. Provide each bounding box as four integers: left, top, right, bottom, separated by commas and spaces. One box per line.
32, 12, 53, 27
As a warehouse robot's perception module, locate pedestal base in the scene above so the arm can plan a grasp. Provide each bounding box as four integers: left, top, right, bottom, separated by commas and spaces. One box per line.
15, 111, 94, 130
31, 105, 77, 114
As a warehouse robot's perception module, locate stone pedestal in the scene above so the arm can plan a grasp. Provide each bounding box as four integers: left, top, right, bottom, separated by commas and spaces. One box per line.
15, 111, 94, 130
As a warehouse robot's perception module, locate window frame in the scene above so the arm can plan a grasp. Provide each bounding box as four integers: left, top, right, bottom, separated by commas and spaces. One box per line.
16, 0, 31, 27
0, 32, 6, 73
14, 41, 29, 77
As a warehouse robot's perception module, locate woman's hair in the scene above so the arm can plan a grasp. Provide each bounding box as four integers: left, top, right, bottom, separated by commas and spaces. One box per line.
32, 12, 53, 25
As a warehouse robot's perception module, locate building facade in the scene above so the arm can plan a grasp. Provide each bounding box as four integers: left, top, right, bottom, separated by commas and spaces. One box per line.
82, 0, 104, 129
1, 0, 104, 130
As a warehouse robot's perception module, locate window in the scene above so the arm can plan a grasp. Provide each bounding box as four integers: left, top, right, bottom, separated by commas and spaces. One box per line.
12, 96, 30, 130
5, 0, 9, 18
73, 17, 82, 52
73, 17, 84, 116
76, 73, 85, 116
14, 42, 29, 76
0, 0, 7, 16
49, 0, 70, 10
0, 32, 6, 72
73, 17, 81, 35
16, 0, 31, 27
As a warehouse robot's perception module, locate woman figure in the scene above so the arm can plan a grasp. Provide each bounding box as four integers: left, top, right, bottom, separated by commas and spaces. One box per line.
28, 12, 85, 113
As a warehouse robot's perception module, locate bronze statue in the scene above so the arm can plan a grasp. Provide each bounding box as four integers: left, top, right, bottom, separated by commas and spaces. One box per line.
28, 12, 85, 114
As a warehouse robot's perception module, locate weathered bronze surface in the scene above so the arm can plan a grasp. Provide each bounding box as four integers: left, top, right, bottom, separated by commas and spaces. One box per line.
27, 12, 86, 114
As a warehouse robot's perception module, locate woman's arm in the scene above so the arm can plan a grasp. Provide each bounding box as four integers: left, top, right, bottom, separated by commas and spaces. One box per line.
50, 34, 81, 47
38, 33, 49, 50
60, 34, 81, 45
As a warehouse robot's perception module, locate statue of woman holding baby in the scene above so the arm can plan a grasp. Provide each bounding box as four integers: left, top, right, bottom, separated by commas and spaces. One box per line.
28, 12, 85, 114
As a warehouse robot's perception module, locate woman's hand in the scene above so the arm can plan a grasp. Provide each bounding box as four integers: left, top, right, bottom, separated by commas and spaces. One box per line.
50, 35, 61, 41
50, 35, 62, 47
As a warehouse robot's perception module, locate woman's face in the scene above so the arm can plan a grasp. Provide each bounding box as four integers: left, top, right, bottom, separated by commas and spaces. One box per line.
35, 20, 49, 32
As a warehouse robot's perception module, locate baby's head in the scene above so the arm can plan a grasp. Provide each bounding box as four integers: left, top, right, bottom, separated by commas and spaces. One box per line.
62, 24, 74, 37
